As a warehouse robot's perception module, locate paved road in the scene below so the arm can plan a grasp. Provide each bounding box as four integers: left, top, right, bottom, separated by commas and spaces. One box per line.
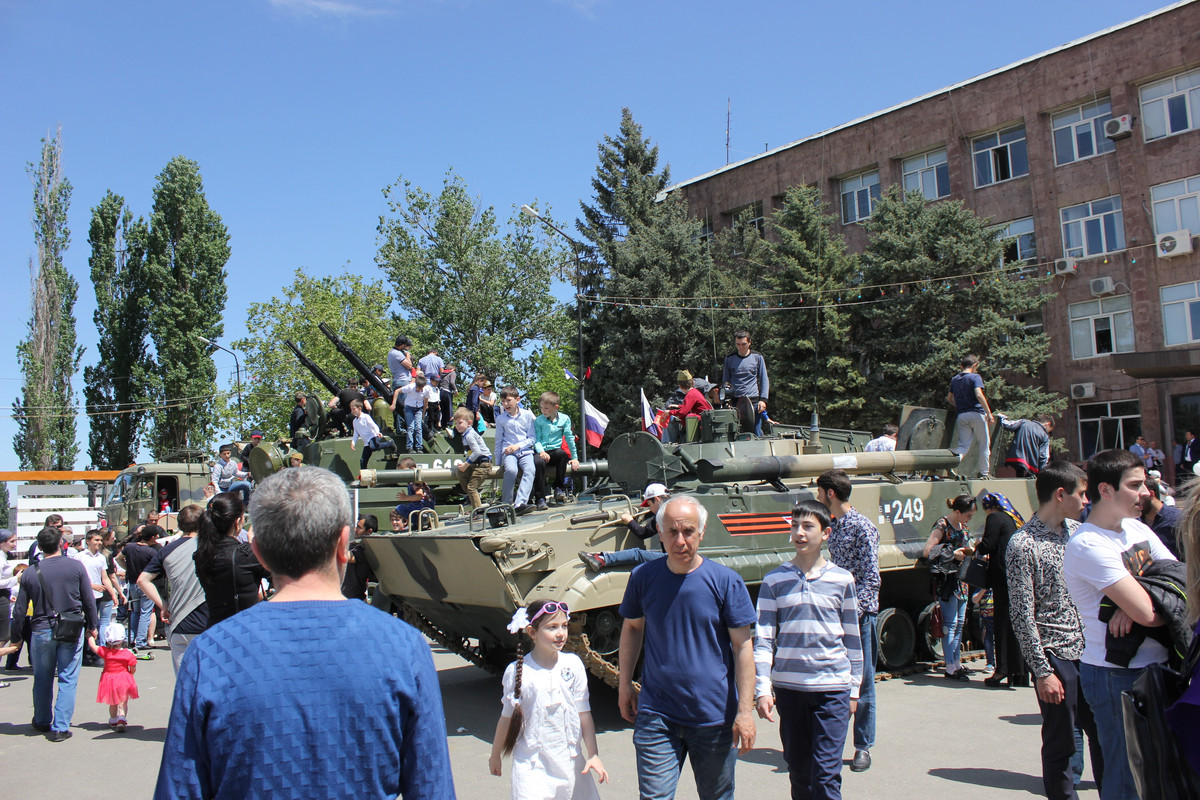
0, 642, 1099, 799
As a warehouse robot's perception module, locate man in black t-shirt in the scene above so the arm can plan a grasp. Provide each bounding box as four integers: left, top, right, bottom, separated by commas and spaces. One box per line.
328, 378, 365, 438
289, 393, 311, 449
118, 525, 162, 654
341, 515, 378, 602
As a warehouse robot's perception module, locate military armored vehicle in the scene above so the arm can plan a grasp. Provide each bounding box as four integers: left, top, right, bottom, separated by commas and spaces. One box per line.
363, 406, 1038, 684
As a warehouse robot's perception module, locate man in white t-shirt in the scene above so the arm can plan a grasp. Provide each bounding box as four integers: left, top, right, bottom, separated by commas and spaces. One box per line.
1063, 448, 1177, 800
75, 530, 118, 666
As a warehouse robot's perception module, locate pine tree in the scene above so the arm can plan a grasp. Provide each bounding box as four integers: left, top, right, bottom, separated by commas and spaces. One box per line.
84, 191, 152, 469
12, 128, 82, 470
143, 157, 230, 456
854, 187, 1061, 432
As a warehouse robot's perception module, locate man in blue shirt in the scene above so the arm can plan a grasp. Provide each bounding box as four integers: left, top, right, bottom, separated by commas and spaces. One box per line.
155, 466, 456, 800
619, 495, 757, 800
946, 354, 995, 478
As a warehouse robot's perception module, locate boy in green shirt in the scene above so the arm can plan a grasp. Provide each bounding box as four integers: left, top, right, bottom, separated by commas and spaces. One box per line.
532, 391, 580, 509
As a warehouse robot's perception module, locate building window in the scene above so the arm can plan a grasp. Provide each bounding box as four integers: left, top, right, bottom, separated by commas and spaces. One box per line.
1069, 295, 1134, 359
1078, 400, 1140, 460
1060, 196, 1124, 258
840, 171, 880, 224
1162, 280, 1200, 347
1141, 66, 1200, 141
902, 149, 949, 201
995, 217, 1038, 266
1015, 309, 1043, 335
973, 125, 1028, 187
697, 210, 714, 244
1150, 174, 1200, 235
727, 201, 764, 236
1052, 100, 1116, 165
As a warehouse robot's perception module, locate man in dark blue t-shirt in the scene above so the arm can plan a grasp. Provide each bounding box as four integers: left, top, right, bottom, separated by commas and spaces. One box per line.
618, 495, 757, 800
946, 354, 995, 478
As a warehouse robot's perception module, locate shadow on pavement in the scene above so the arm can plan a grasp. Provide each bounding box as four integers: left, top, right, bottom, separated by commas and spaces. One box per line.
738, 747, 787, 772
999, 713, 1041, 726
928, 766, 1043, 793
75, 720, 167, 743
0, 721, 55, 738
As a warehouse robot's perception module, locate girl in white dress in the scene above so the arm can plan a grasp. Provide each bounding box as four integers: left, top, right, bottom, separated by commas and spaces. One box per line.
489, 600, 608, 800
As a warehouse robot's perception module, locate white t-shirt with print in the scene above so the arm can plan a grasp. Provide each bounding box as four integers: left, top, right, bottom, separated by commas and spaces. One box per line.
1063, 517, 1177, 668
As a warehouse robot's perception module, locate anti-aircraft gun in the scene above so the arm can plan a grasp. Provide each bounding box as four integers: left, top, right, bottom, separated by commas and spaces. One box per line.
317, 322, 396, 431
362, 406, 1038, 685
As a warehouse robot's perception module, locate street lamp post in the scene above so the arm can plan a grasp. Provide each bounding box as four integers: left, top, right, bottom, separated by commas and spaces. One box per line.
198, 336, 244, 436
520, 204, 590, 483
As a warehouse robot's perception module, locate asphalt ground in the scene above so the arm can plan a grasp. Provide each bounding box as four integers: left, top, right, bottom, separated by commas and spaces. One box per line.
0, 641, 1100, 799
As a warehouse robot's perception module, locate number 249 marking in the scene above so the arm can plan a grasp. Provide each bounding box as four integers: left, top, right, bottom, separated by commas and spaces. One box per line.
884, 498, 924, 525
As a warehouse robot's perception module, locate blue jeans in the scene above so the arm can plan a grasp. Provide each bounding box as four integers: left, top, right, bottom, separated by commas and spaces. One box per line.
96, 597, 113, 641
632, 711, 736, 800
31, 628, 84, 733
1080, 662, 1142, 800
403, 405, 424, 451
227, 479, 252, 505
776, 687, 851, 800
128, 583, 154, 648
359, 435, 396, 469
601, 548, 665, 568
939, 595, 967, 672
501, 450, 535, 507
855, 611, 877, 751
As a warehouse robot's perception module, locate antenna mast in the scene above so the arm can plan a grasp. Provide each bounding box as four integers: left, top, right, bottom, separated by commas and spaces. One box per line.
726, 98, 731, 165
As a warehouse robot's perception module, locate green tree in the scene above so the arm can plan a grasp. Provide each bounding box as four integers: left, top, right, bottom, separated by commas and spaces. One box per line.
13, 128, 82, 471
854, 187, 1061, 432
84, 191, 152, 469
376, 170, 568, 384
576, 109, 672, 389
143, 157, 230, 456
232, 268, 396, 437
741, 185, 866, 428
0, 483, 10, 529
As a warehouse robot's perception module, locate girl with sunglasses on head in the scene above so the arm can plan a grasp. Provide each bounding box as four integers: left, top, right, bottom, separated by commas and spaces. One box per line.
490, 599, 608, 799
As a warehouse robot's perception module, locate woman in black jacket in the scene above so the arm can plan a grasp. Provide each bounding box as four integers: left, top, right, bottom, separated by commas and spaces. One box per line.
193, 493, 269, 629
977, 492, 1027, 687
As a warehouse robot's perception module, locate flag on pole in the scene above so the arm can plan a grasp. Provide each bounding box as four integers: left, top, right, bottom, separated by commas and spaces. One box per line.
640, 388, 669, 440
582, 399, 608, 448
564, 367, 577, 381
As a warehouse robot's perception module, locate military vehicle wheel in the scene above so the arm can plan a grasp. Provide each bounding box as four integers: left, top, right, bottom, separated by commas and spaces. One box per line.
875, 607, 915, 670
918, 602, 944, 661
582, 607, 623, 658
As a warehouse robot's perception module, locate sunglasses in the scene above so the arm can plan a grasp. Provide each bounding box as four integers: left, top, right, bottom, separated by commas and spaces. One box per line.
529, 601, 570, 625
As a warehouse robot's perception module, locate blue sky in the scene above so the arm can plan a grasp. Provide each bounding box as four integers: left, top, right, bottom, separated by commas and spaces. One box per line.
0, 0, 1174, 476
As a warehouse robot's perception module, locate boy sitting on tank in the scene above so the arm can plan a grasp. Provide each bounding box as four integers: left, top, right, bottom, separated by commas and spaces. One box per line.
531, 391, 580, 509
393, 457, 436, 531
579, 483, 669, 572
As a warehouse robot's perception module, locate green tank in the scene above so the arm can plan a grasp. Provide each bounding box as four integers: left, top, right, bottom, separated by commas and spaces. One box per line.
363, 406, 1038, 685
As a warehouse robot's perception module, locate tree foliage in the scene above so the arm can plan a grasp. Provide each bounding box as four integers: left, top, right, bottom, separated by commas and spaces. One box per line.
143, 157, 230, 456
853, 187, 1062, 432
0, 483, 10, 529
84, 191, 152, 469
232, 268, 396, 438
376, 170, 569, 385
736, 186, 867, 428
13, 128, 82, 471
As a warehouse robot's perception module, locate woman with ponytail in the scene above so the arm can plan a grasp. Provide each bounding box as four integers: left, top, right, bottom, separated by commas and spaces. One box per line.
193, 492, 269, 629
489, 599, 608, 799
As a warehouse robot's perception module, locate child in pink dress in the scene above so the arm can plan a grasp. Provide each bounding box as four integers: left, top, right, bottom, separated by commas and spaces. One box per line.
88, 622, 139, 732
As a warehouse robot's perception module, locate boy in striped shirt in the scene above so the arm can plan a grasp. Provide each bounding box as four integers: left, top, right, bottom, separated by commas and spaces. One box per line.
754, 499, 862, 800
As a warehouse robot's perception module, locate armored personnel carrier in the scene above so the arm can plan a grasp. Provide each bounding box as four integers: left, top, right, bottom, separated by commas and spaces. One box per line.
364, 406, 1038, 684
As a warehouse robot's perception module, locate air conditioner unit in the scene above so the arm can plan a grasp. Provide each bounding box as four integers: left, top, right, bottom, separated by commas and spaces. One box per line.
1071, 382, 1096, 400
1054, 257, 1078, 275
1104, 115, 1133, 139
1156, 229, 1194, 258
1090, 276, 1116, 297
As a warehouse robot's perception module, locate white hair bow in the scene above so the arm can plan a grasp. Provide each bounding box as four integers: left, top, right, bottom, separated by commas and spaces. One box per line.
507, 607, 530, 634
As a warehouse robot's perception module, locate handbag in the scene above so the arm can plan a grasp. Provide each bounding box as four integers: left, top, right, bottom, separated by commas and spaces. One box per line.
958, 555, 990, 589
34, 563, 88, 643
930, 603, 944, 640
1121, 633, 1200, 799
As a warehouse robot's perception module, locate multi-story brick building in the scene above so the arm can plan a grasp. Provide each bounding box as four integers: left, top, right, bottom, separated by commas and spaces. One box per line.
666, 0, 1200, 476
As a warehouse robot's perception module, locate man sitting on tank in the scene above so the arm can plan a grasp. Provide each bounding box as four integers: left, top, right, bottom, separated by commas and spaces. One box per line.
864, 423, 898, 452
328, 377, 365, 438
579, 483, 669, 572
211, 444, 252, 505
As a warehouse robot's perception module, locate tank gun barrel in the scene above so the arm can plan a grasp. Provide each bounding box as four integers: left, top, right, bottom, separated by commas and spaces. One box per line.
317, 322, 394, 402
692, 450, 961, 483
284, 339, 339, 396
357, 459, 608, 488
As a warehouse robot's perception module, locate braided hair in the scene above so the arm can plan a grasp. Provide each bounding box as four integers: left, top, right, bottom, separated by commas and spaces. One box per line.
501, 599, 552, 756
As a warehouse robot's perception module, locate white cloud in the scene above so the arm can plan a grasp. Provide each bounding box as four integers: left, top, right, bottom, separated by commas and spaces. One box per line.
266, 0, 401, 18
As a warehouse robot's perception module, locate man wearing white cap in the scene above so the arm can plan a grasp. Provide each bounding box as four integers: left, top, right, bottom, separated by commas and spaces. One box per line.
579, 484, 670, 572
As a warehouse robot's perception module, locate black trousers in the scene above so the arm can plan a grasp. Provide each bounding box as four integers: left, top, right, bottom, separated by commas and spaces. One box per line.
532, 449, 570, 501
1039, 652, 1103, 800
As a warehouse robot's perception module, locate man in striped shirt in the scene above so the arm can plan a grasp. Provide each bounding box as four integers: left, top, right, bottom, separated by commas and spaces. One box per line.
755, 500, 862, 800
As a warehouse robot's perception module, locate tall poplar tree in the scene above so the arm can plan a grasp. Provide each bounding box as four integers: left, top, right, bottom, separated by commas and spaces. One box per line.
85, 191, 152, 469
13, 128, 82, 470
143, 157, 230, 456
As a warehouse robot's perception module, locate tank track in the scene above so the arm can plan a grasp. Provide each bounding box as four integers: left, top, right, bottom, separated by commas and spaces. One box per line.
399, 601, 502, 675
565, 613, 624, 690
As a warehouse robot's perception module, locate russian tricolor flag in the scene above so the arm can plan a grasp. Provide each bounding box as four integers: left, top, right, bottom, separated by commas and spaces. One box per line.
641, 388, 669, 439
583, 399, 608, 448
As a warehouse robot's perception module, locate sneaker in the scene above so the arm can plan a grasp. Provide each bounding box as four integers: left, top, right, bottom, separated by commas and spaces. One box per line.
536, 500, 549, 511
514, 504, 532, 516
554, 491, 566, 505
137, 652, 154, 661
47, 730, 72, 742
850, 750, 871, 772
578, 552, 605, 572
0, 681, 9, 688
